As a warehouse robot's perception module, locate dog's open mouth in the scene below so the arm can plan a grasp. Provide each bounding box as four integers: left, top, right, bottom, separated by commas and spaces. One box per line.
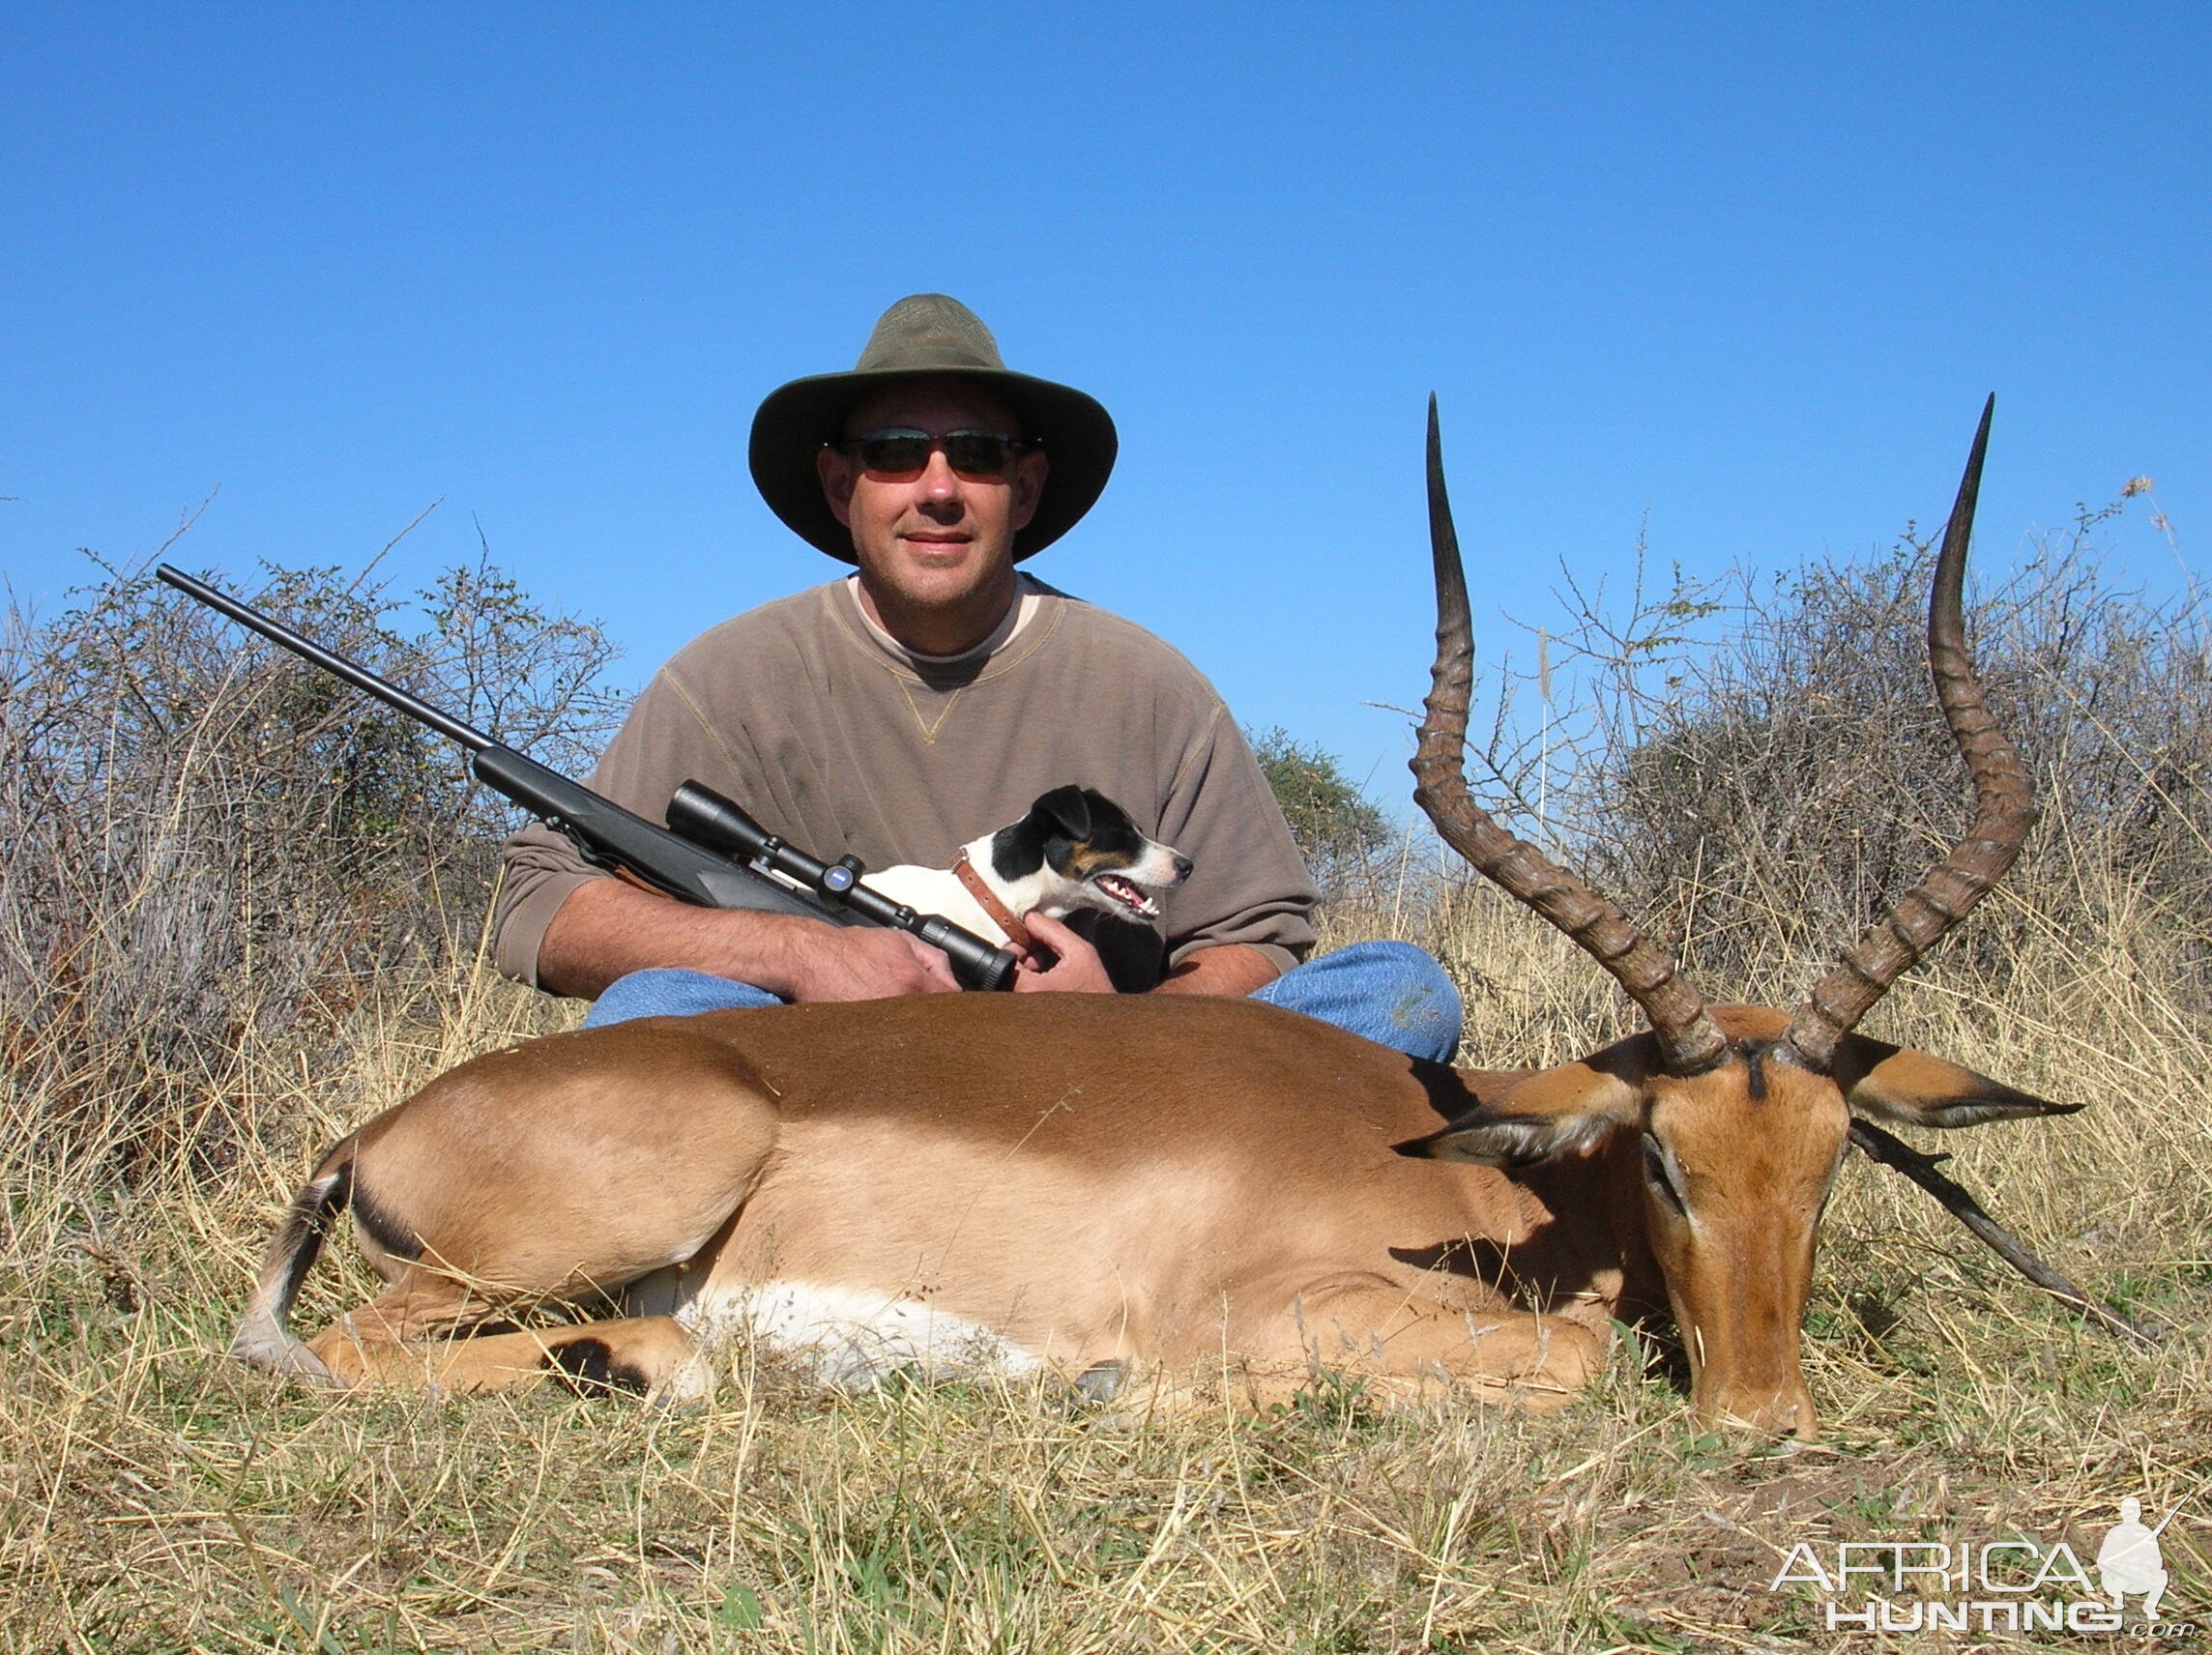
1094, 874, 1161, 919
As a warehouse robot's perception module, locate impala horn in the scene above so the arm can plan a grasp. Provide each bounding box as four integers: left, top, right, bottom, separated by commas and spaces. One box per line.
1782, 396, 2039, 1072
1784, 401, 2146, 1341
1412, 396, 1729, 1076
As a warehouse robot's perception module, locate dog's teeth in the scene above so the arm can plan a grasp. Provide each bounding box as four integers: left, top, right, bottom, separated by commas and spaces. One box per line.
1094, 874, 1159, 918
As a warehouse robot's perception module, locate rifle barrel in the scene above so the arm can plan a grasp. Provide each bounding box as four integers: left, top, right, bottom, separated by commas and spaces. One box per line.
155, 566, 493, 750
158, 563, 1019, 988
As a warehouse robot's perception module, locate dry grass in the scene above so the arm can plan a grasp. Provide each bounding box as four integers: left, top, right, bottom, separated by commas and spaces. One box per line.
4, 854, 2208, 1653
6, 538, 2211, 1650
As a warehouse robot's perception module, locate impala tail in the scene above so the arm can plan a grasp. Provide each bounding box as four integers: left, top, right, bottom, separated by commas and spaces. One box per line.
230, 1142, 354, 1382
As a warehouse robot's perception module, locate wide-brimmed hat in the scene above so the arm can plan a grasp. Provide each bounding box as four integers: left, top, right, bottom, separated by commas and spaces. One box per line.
749, 294, 1118, 562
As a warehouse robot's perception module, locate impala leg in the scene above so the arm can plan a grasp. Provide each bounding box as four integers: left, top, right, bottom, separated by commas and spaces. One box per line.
289, 1026, 782, 1401
306, 1280, 713, 1401
1273, 1284, 1607, 1411
300, 1213, 736, 1402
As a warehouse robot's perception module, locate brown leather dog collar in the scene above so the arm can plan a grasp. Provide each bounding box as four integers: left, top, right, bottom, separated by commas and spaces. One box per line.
951, 849, 1036, 952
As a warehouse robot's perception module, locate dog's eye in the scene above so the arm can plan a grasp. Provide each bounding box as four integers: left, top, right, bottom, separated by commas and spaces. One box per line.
1642, 1133, 1688, 1215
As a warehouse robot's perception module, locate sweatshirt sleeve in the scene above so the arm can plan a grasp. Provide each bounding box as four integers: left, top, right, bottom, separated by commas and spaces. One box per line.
489, 669, 751, 989
1152, 703, 1321, 975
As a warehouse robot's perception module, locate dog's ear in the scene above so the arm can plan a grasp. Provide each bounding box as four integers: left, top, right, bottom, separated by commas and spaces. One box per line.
1031, 785, 1094, 842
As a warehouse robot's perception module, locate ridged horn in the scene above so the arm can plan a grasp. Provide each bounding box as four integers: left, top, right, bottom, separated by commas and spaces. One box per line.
1412, 395, 1729, 1076
1784, 396, 2038, 1071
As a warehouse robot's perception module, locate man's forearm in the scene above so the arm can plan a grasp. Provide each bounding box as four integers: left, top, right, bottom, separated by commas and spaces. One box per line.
538, 880, 1283, 1003
1151, 944, 1281, 998
536, 877, 816, 999
538, 877, 961, 1002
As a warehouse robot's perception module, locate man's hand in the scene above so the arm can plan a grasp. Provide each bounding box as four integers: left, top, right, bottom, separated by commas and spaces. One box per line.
1009, 912, 1115, 994
778, 925, 961, 1002
1007, 916, 1283, 998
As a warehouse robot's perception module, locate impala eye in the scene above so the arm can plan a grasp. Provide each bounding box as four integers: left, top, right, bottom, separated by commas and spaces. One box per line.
1642, 1133, 1688, 1215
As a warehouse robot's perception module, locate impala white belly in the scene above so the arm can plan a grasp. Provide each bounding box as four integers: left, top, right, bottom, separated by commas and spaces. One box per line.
672, 1278, 1044, 1389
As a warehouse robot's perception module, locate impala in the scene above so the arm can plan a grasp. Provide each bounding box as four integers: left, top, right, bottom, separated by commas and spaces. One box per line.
235, 398, 2074, 1437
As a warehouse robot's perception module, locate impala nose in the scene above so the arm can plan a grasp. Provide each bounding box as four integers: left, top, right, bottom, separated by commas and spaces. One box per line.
1713, 1384, 1819, 1441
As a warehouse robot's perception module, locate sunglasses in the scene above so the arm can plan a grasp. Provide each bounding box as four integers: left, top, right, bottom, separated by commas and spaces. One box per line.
838, 428, 1032, 479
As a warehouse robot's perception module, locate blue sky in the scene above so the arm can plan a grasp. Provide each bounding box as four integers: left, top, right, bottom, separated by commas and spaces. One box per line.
4, 6, 2204, 799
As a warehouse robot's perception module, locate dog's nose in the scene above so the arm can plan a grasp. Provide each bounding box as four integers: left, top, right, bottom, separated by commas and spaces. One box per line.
1172, 855, 1194, 880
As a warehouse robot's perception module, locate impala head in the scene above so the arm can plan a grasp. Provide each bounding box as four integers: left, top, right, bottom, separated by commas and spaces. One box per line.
1412, 396, 2074, 1437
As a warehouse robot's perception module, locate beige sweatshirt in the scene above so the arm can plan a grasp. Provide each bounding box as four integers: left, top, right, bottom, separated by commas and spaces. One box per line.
493, 576, 1320, 992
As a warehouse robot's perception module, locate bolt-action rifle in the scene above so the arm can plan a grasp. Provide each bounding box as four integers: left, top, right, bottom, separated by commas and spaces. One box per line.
157, 566, 1021, 992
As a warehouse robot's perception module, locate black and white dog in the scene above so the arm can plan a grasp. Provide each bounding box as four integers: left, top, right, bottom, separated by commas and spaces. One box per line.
864, 786, 1192, 950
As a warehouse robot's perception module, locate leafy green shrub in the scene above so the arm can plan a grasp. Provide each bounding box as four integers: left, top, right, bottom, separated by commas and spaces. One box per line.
1248, 725, 1388, 891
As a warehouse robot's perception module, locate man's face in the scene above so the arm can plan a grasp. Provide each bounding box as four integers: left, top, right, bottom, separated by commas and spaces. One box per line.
815, 380, 1049, 618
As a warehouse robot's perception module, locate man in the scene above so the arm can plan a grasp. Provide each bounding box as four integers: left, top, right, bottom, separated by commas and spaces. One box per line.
493, 295, 1460, 1060
2095, 1498, 2170, 1619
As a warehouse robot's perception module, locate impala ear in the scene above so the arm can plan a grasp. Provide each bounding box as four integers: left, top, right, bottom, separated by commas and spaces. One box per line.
1835, 1036, 2079, 1129
1414, 1037, 1652, 1167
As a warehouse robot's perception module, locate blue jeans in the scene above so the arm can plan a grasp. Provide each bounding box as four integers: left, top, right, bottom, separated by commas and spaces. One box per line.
581, 939, 1462, 1062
